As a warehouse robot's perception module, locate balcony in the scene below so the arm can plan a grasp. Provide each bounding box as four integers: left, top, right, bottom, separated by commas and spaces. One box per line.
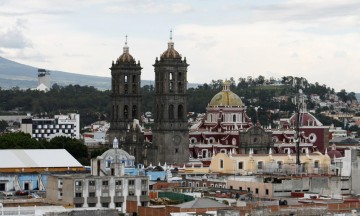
140, 195, 150, 202
127, 196, 137, 202
87, 197, 98, 204
114, 196, 125, 203
73, 197, 84, 204
88, 186, 96, 191
75, 186, 83, 191
100, 196, 111, 203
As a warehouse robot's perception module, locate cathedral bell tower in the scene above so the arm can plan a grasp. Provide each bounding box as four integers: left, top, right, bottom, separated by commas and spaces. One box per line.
108, 37, 144, 165
152, 31, 189, 164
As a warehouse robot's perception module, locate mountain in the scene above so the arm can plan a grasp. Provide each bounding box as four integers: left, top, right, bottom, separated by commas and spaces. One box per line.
0, 56, 199, 90
0, 56, 112, 90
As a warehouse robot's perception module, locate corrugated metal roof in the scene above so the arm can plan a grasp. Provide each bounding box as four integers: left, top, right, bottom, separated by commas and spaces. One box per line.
0, 149, 83, 168
174, 198, 229, 208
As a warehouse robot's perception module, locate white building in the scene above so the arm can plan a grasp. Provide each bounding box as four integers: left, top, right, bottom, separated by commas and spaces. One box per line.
21, 113, 80, 140
46, 139, 149, 213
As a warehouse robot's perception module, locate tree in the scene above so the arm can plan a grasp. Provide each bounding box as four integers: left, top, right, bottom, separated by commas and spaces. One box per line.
0, 120, 8, 132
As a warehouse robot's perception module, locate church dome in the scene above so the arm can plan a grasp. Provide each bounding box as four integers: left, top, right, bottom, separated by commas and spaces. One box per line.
209, 80, 243, 107
160, 31, 181, 59
101, 148, 135, 162
327, 144, 342, 159
117, 36, 135, 63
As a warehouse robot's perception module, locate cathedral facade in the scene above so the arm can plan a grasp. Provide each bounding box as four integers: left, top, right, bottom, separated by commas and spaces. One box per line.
108, 35, 189, 165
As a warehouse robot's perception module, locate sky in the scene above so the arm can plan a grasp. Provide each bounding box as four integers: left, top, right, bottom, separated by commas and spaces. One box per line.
1, 0, 360, 92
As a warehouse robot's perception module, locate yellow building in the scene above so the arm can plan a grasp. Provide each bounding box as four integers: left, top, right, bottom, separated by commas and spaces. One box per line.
209, 150, 332, 175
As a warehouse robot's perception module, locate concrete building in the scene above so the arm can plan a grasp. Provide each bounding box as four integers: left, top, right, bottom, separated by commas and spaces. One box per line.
21, 113, 80, 140
46, 139, 150, 213
36, 69, 51, 91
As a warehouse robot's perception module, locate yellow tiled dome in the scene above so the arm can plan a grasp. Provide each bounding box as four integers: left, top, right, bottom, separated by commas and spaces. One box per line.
209, 81, 243, 106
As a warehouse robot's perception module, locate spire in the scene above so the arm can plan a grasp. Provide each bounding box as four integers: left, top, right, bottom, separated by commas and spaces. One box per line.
123, 35, 129, 54
168, 29, 174, 49
113, 137, 119, 149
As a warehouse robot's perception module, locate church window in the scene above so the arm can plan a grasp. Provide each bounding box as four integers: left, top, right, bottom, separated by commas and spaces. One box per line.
220, 159, 224, 169
210, 114, 213, 122
178, 105, 184, 120
314, 160, 319, 169
178, 72, 182, 79
132, 84, 136, 93
132, 105, 137, 118
169, 104, 174, 120
124, 84, 128, 94
124, 75, 128, 83
277, 161, 283, 169
124, 105, 128, 119
169, 72, 173, 81
257, 161, 264, 170
169, 82, 173, 92
233, 114, 236, 122
175, 148, 178, 153
132, 75, 136, 83
232, 138, 236, 145
178, 82, 183, 93
238, 161, 243, 170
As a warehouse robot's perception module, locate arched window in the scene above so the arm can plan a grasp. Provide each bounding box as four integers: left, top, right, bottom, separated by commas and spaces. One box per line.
132, 105, 137, 118
124, 75, 128, 83
124, 105, 128, 119
178, 82, 183, 93
220, 159, 224, 169
116, 105, 119, 120
178, 104, 184, 120
169, 82, 173, 92
233, 114, 236, 122
132, 75, 136, 83
124, 84, 128, 94
156, 104, 160, 120
132, 84, 136, 94
169, 72, 173, 80
169, 104, 174, 120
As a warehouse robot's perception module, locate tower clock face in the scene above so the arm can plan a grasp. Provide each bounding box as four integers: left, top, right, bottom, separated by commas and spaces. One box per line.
173, 135, 181, 144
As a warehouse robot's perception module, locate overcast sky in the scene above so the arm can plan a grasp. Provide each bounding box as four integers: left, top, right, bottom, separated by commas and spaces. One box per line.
1, 0, 360, 92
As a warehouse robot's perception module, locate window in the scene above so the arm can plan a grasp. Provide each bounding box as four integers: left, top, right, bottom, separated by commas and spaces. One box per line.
102, 181, 108, 186
169, 104, 174, 120
89, 180, 95, 186
89, 192, 95, 197
101, 203, 109, 208
277, 161, 283, 170
238, 161, 243, 170
75, 192, 82, 197
266, 189, 269, 195
175, 148, 178, 153
178, 105, 184, 120
115, 202, 122, 208
255, 188, 259, 194
128, 191, 135, 196
115, 180, 122, 186
314, 161, 319, 168
220, 159, 224, 169
257, 161, 263, 170
141, 180, 147, 185
239, 187, 242, 190
129, 180, 135, 185
75, 204, 83, 208
88, 203, 96, 207
141, 191, 147, 195
75, 181, 82, 186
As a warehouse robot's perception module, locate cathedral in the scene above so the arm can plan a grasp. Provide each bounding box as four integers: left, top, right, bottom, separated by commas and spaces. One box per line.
108, 33, 189, 165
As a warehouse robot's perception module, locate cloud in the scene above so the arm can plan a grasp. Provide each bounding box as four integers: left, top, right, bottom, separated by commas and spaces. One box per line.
0, 21, 32, 49
103, 1, 193, 14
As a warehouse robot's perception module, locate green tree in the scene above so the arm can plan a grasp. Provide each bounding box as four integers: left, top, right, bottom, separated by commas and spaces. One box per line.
0, 120, 8, 132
